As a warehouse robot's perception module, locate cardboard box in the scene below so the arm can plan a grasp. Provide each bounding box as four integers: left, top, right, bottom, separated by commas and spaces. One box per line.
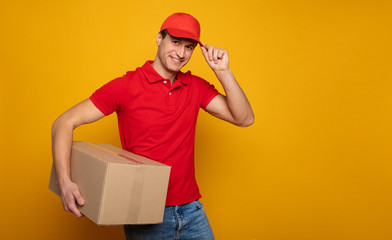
49, 141, 171, 225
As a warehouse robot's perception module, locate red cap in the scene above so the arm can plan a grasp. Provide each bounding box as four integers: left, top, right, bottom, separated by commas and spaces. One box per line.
160, 13, 201, 45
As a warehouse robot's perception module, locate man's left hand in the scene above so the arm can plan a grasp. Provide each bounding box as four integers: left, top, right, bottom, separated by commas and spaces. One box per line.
200, 43, 229, 72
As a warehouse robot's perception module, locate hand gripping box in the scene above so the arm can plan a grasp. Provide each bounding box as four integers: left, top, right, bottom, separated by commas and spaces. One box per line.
49, 141, 171, 225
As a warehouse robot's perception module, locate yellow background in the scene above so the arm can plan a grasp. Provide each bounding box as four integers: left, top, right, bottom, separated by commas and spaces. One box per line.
1, 0, 392, 239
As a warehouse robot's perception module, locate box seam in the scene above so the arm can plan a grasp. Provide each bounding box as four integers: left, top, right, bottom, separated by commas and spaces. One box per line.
97, 161, 110, 225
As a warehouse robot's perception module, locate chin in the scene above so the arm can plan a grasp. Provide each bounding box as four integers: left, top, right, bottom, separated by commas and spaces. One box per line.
167, 62, 185, 72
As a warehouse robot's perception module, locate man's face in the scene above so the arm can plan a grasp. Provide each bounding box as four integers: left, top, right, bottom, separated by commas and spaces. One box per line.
154, 32, 198, 75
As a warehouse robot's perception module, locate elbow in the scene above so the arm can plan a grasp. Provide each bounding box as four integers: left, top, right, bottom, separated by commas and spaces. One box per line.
51, 116, 65, 140
51, 117, 60, 137
236, 114, 254, 127
51, 114, 76, 138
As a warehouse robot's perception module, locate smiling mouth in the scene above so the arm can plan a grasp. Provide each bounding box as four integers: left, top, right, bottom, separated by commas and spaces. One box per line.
170, 56, 183, 64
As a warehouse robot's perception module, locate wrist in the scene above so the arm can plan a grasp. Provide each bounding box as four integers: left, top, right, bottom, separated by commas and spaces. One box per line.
214, 68, 233, 80
57, 174, 72, 189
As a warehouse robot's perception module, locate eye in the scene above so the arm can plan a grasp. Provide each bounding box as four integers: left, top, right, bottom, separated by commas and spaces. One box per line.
186, 45, 194, 51
172, 40, 179, 45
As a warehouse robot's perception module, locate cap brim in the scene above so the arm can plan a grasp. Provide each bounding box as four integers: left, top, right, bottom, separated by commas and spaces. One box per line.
166, 28, 201, 45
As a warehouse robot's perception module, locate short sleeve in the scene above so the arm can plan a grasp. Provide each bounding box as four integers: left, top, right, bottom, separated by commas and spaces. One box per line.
90, 73, 133, 115
197, 76, 220, 110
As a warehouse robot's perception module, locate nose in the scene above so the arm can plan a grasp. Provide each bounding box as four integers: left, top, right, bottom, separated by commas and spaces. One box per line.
176, 46, 185, 59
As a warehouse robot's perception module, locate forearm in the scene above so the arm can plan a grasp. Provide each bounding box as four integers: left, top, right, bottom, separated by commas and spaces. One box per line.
51, 99, 105, 186
215, 69, 254, 126
51, 117, 75, 188
51, 99, 103, 216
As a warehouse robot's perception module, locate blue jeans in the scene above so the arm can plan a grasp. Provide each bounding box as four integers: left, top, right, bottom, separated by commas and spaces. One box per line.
124, 200, 214, 240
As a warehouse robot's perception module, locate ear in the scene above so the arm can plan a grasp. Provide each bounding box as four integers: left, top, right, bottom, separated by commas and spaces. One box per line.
156, 32, 162, 46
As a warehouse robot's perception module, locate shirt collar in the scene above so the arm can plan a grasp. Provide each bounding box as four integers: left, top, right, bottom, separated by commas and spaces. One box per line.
140, 61, 190, 86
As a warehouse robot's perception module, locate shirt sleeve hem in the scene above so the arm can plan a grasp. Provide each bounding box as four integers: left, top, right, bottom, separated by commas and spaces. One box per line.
201, 92, 220, 110
90, 95, 111, 116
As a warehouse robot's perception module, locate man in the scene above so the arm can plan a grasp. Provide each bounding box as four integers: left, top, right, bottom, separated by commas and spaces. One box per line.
52, 12, 254, 239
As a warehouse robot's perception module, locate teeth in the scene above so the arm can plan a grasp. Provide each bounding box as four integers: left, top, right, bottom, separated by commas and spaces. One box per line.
171, 57, 180, 62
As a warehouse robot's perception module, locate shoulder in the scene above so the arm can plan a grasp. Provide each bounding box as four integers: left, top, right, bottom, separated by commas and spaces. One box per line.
118, 69, 139, 83
93, 68, 141, 98
180, 71, 219, 102
104, 68, 140, 87
181, 70, 211, 86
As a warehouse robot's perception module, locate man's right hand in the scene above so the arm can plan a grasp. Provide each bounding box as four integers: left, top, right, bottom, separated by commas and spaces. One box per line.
60, 181, 85, 218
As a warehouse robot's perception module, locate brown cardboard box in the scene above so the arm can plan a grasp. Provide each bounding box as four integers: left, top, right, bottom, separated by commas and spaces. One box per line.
49, 141, 171, 225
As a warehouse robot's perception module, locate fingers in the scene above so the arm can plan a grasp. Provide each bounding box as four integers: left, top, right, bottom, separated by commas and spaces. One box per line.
206, 44, 216, 63
200, 44, 208, 59
73, 189, 85, 206
61, 183, 85, 218
201, 43, 227, 64
217, 50, 224, 60
67, 199, 83, 218
200, 43, 213, 61
213, 48, 219, 64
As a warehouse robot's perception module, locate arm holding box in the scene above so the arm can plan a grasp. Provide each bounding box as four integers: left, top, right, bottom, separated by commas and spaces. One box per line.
51, 98, 105, 217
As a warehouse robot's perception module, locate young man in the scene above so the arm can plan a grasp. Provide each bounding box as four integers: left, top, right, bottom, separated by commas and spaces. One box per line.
52, 13, 254, 239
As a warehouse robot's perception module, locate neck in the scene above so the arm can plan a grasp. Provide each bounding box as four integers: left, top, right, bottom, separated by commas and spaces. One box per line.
151, 60, 177, 83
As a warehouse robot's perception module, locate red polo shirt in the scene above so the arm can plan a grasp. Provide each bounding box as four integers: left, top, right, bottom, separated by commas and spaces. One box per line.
90, 61, 219, 206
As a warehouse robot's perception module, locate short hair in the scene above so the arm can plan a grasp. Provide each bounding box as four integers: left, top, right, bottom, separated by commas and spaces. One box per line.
160, 29, 169, 39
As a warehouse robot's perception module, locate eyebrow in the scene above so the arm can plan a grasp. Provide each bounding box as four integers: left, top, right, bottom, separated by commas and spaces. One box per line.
187, 43, 197, 48
170, 36, 182, 42
171, 36, 197, 47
